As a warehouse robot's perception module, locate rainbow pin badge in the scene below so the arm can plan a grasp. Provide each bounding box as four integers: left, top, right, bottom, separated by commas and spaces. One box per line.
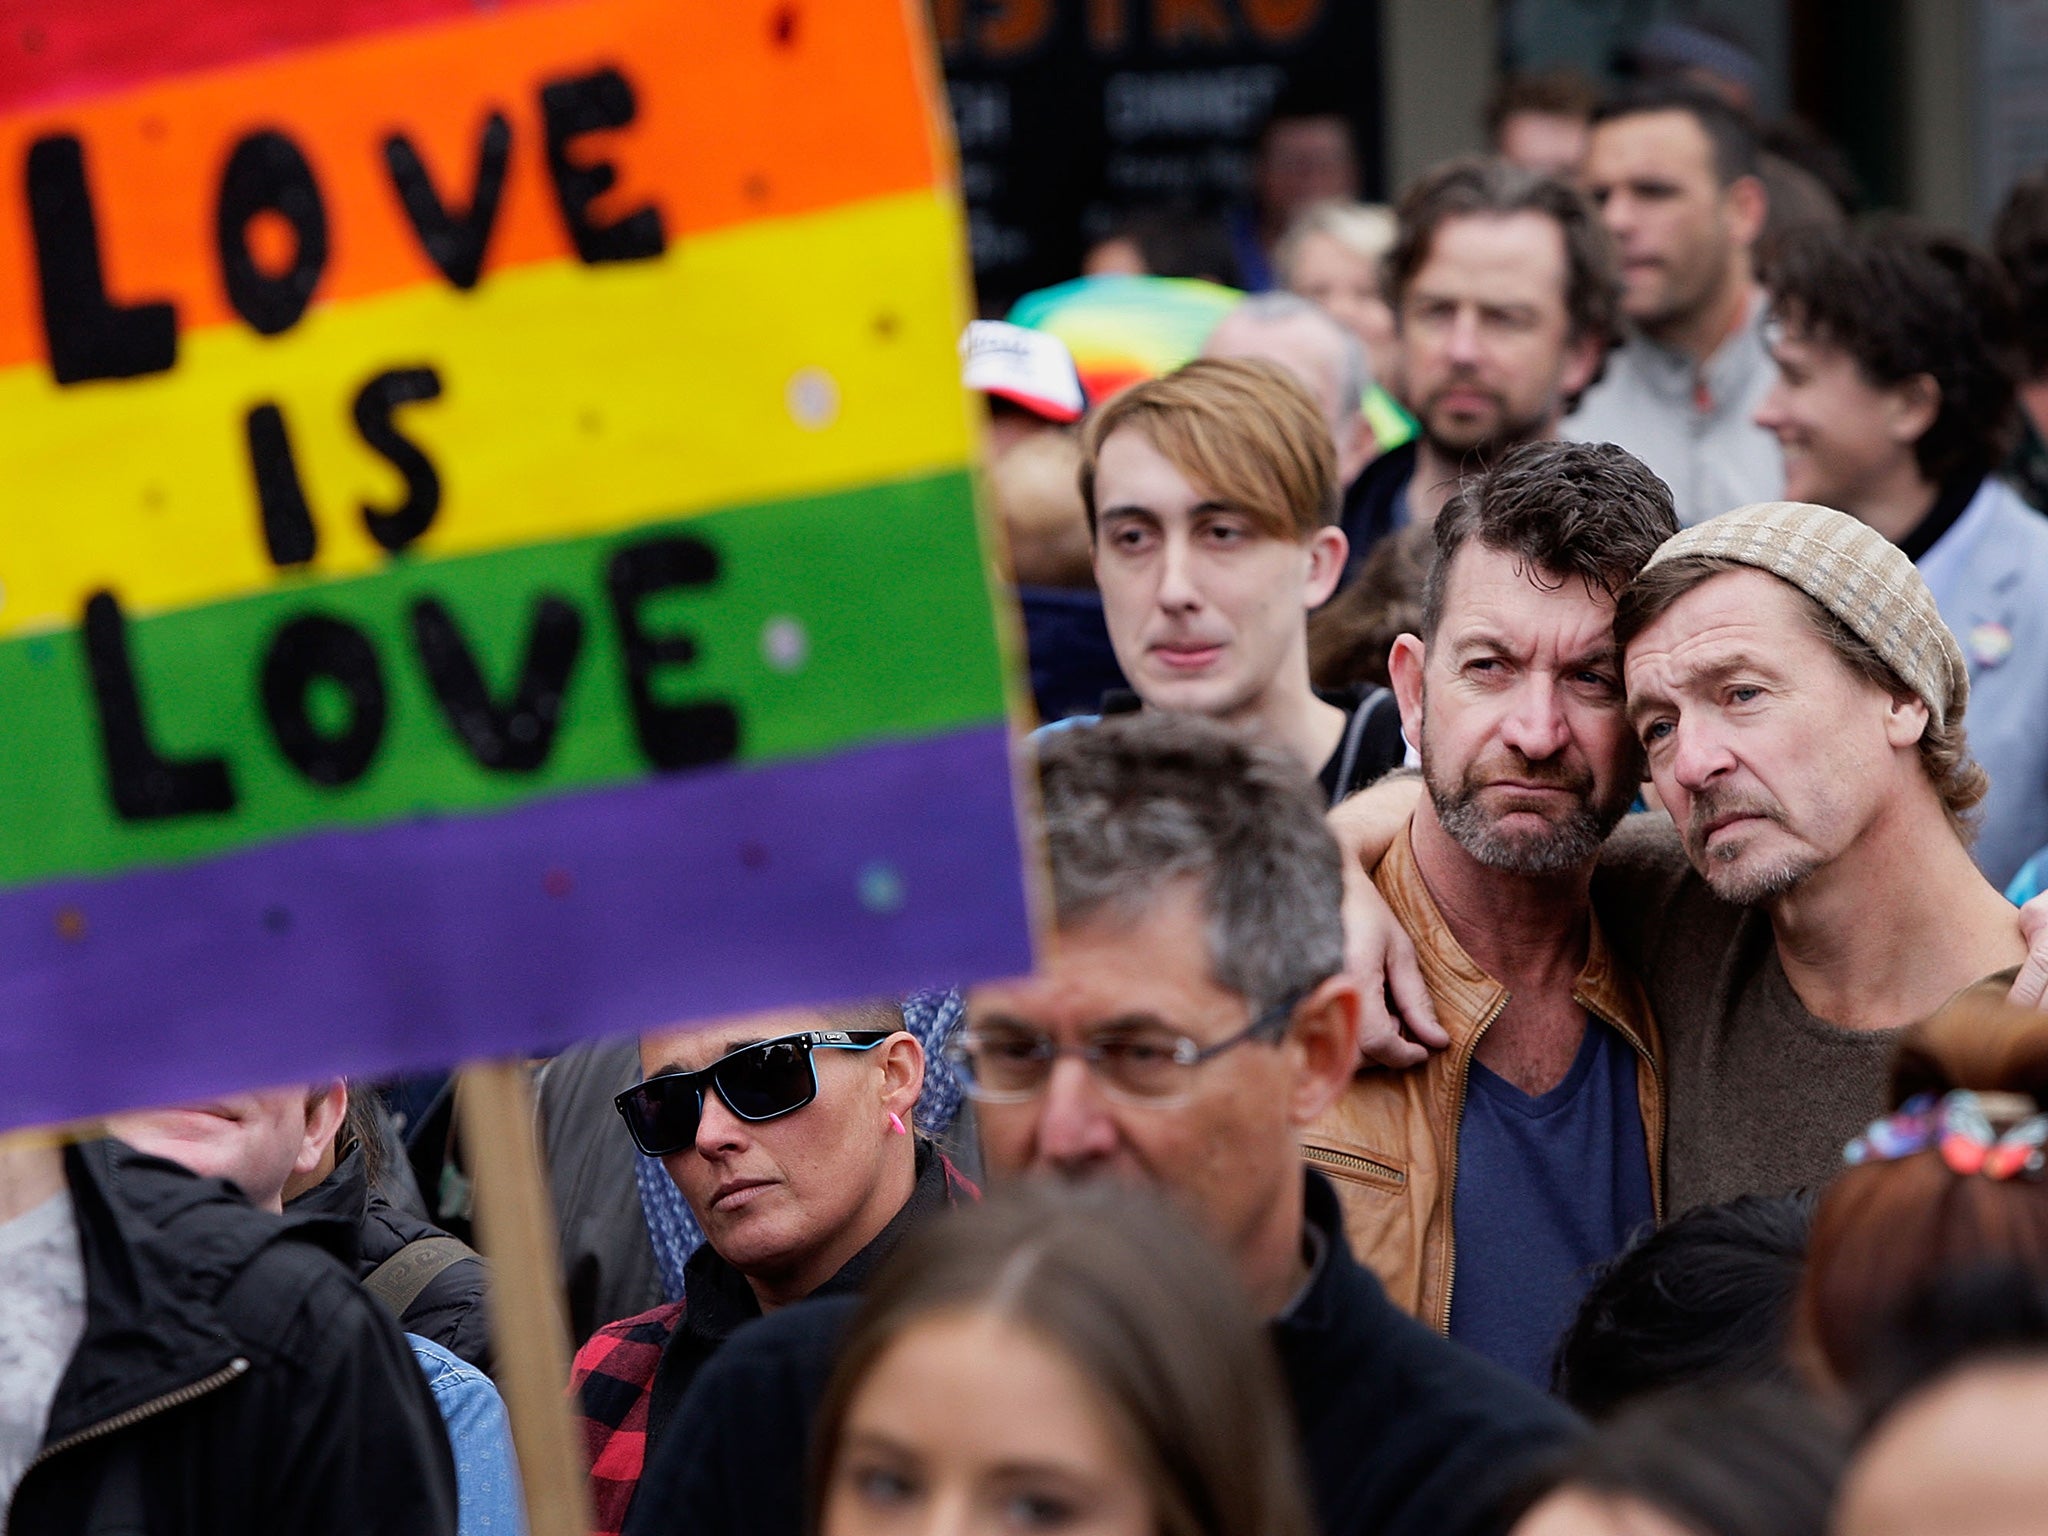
1968, 621, 2014, 670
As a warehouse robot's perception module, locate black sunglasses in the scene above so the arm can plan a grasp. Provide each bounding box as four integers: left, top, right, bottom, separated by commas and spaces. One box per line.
613, 1030, 892, 1157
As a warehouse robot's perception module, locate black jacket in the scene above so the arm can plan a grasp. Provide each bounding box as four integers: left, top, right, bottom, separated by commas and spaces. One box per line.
641, 1138, 971, 1456
1339, 440, 1417, 582
6, 1140, 458, 1536
1276, 1173, 1581, 1536
290, 1144, 493, 1374
1095, 686, 1406, 808
537, 1036, 665, 1348
623, 1171, 1578, 1536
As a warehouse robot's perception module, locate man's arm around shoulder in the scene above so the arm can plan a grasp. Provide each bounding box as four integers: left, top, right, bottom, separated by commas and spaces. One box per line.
1328, 775, 1447, 1065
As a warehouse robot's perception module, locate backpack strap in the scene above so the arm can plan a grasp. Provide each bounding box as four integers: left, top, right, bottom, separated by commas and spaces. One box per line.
1327, 687, 1390, 807
362, 1234, 481, 1320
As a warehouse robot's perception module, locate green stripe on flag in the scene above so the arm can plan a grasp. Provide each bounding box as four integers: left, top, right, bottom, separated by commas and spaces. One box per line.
0, 468, 1008, 888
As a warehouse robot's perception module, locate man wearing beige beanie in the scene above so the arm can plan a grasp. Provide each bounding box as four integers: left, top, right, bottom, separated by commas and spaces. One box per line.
1330, 497, 2048, 1216
1598, 499, 2026, 1209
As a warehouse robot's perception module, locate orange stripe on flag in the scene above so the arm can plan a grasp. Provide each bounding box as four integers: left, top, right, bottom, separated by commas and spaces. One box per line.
0, 0, 941, 373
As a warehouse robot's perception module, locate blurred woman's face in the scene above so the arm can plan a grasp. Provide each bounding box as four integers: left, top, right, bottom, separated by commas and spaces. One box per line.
1287, 230, 1397, 384
1511, 1488, 1696, 1536
823, 1309, 1154, 1536
1835, 1360, 2048, 1536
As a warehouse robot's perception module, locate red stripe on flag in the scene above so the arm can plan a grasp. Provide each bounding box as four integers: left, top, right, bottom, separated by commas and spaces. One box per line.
0, 0, 565, 114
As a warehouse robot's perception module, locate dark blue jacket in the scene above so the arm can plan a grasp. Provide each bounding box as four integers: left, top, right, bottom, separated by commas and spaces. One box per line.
1339, 440, 1417, 583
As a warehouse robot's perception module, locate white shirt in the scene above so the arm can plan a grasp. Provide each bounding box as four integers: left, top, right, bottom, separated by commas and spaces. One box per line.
0, 1189, 87, 1514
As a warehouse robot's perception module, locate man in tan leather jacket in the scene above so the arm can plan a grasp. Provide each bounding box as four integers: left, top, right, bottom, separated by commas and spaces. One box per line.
1308, 440, 1674, 1386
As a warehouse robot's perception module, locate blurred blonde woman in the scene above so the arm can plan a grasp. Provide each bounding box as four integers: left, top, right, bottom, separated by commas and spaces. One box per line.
1274, 199, 1412, 450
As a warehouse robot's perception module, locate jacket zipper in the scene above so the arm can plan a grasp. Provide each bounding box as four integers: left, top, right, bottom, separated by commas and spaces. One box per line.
1302, 1143, 1407, 1184
7, 1356, 251, 1531
1587, 998, 1667, 1225
1438, 993, 1508, 1334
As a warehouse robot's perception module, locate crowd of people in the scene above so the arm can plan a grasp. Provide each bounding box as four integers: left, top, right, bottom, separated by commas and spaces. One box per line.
11, 52, 2048, 1536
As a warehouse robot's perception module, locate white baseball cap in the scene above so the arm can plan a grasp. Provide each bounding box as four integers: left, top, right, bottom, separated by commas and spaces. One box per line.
960, 320, 1086, 423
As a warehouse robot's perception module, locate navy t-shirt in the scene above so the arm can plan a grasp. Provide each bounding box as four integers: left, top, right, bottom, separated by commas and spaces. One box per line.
1447, 1017, 1655, 1389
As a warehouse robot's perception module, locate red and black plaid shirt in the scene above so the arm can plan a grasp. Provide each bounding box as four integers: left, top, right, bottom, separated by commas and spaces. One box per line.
570, 1299, 686, 1536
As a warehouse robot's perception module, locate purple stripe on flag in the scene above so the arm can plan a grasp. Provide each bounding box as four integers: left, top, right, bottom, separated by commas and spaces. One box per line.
0, 724, 1032, 1133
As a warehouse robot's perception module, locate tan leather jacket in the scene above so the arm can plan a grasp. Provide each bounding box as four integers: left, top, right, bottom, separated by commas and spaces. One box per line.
1305, 825, 1665, 1332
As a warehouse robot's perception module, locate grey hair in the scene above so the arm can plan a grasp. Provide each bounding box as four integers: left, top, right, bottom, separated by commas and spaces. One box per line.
1222, 290, 1373, 413
1034, 713, 1344, 1009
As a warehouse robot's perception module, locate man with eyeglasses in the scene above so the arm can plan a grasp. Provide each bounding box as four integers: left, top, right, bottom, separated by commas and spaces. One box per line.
624, 715, 1575, 1536
572, 1001, 974, 1536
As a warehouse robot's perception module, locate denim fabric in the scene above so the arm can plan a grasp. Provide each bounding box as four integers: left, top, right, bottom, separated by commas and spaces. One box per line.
2011, 850, 2046, 907
409, 1335, 526, 1536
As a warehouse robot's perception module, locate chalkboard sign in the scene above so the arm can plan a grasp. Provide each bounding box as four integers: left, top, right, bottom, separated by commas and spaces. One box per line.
937, 0, 1384, 305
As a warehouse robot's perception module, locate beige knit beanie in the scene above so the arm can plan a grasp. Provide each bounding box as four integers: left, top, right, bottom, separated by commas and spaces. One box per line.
1638, 501, 1968, 731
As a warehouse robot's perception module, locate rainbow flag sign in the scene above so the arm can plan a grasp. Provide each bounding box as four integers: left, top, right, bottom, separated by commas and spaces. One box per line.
1007, 274, 1242, 406
0, 0, 1031, 1131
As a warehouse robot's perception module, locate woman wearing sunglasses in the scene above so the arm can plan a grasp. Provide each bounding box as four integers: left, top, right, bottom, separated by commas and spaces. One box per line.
572, 1001, 977, 1536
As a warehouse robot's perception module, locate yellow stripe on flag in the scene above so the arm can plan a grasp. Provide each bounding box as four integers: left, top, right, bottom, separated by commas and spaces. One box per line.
0, 188, 974, 637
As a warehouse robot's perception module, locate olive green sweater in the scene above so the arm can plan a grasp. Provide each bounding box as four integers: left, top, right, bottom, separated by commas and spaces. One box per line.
1590, 817, 1906, 1214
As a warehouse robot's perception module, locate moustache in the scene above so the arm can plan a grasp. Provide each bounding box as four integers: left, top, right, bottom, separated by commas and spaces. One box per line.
1684, 790, 1787, 849
1423, 378, 1504, 412
1464, 752, 1594, 798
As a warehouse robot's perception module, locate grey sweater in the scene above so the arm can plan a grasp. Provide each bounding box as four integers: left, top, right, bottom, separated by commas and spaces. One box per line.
1590, 817, 1902, 1214
1563, 296, 1784, 528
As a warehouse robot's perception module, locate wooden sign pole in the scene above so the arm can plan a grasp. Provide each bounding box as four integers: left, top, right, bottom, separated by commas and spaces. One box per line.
459, 1060, 593, 1536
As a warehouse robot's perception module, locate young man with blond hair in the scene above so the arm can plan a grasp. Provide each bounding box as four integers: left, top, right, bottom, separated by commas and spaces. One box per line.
1069, 355, 1403, 801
